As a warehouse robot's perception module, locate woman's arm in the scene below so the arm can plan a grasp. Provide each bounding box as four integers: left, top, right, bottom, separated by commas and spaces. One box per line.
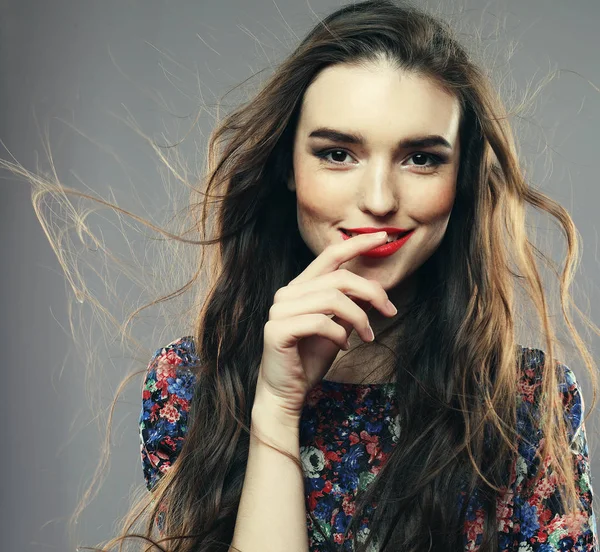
230, 384, 309, 552
510, 363, 597, 550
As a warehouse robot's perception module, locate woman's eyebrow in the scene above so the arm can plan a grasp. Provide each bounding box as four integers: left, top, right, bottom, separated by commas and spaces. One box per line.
307, 127, 453, 151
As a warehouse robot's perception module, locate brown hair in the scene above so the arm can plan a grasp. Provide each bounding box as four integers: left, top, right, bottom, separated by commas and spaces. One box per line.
2, 1, 597, 551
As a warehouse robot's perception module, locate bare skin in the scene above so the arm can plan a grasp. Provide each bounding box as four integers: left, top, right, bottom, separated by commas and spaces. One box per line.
286, 59, 461, 383
326, 345, 397, 384
326, 276, 415, 384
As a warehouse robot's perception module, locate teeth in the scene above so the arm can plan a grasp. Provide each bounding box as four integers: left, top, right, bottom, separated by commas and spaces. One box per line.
344, 230, 404, 242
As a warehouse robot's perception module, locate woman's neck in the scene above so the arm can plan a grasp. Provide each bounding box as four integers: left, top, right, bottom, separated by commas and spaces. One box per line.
323, 272, 417, 385
325, 325, 401, 384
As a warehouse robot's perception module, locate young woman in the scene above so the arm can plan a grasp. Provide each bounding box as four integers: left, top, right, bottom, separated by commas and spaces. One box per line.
133, 2, 598, 550
5, 1, 596, 551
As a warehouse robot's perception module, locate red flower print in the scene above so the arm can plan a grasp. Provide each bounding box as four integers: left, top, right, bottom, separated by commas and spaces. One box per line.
325, 449, 342, 463
538, 506, 554, 525
163, 435, 177, 450
158, 461, 172, 473
465, 508, 485, 544
164, 349, 182, 365
532, 471, 558, 503
563, 511, 590, 540
307, 491, 319, 510
148, 450, 170, 468
496, 492, 513, 532
361, 431, 380, 463
150, 402, 161, 422
156, 358, 177, 381
171, 394, 190, 411
518, 379, 538, 403
546, 513, 566, 535
342, 495, 356, 516
155, 377, 170, 399
159, 403, 181, 423
148, 452, 161, 467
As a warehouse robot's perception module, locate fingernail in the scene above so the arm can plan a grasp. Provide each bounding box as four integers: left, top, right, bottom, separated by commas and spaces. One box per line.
386, 300, 397, 315
367, 326, 375, 342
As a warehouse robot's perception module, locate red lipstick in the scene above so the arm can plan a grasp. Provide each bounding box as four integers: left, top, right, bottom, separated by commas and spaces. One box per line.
344, 227, 412, 234
339, 227, 415, 258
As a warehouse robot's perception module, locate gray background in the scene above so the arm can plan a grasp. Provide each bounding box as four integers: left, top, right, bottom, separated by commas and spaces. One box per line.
1, 1, 598, 550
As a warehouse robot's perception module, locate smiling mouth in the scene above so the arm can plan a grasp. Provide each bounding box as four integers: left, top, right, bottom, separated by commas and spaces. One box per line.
340, 229, 411, 243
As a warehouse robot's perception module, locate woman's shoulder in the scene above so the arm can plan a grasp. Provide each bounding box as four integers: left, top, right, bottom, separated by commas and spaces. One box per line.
139, 335, 199, 491
147, 335, 200, 370
510, 351, 596, 549
142, 335, 200, 409
142, 335, 200, 399
516, 344, 585, 443
141, 334, 199, 401
517, 345, 581, 404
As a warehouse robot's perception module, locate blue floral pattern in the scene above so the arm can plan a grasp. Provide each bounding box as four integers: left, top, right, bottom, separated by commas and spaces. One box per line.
139, 336, 597, 550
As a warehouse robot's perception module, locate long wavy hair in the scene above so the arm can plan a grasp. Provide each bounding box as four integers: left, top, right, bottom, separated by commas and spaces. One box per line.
2, 1, 597, 551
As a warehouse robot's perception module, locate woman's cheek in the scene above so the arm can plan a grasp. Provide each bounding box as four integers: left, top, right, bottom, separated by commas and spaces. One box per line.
296, 178, 347, 221
409, 179, 456, 221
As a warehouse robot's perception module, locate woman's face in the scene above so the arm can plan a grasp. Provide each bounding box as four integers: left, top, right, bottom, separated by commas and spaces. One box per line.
288, 61, 461, 303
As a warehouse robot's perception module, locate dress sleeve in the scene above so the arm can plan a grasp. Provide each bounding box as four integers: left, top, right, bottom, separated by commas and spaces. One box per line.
512, 362, 598, 550
138, 337, 197, 492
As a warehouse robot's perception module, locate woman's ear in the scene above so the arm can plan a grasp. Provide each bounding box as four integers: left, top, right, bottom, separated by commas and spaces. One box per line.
287, 172, 296, 192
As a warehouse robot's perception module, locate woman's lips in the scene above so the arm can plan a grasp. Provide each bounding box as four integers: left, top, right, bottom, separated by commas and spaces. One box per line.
339, 228, 415, 258
340, 229, 409, 240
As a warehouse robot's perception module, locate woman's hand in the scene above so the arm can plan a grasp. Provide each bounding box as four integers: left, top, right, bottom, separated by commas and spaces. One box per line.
255, 231, 398, 421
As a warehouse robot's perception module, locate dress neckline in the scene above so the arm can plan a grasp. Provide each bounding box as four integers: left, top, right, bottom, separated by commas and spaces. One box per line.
319, 378, 396, 388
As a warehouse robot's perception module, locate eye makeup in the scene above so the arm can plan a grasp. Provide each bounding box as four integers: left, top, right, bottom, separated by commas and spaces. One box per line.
311, 147, 450, 172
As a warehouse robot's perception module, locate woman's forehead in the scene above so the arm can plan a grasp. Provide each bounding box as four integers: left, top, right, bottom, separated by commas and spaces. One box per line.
297, 63, 462, 149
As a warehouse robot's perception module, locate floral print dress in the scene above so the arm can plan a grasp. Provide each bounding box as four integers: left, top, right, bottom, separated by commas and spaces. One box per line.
139, 336, 598, 550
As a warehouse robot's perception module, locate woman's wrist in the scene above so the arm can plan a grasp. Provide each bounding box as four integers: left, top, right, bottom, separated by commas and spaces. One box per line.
252, 381, 303, 435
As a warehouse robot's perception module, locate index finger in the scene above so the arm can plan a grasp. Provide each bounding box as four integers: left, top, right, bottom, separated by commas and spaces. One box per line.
289, 231, 388, 286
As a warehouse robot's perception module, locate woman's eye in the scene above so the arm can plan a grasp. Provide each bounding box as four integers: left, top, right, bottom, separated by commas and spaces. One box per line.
405, 153, 446, 171
313, 148, 354, 165
313, 149, 447, 171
